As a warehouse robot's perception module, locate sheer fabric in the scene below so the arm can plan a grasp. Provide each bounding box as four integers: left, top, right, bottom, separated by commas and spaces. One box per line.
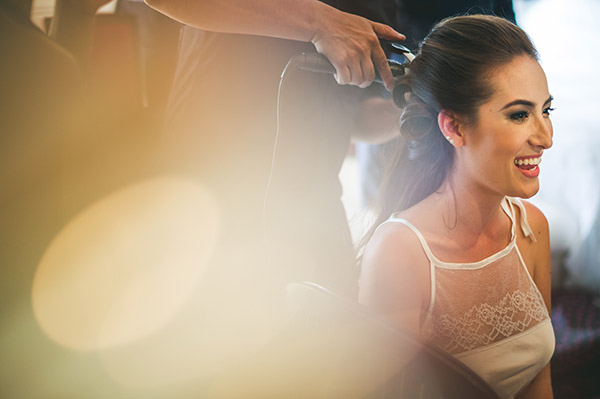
384, 197, 555, 398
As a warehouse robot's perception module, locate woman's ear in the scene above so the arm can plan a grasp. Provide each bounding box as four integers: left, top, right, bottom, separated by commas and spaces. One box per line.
437, 110, 464, 147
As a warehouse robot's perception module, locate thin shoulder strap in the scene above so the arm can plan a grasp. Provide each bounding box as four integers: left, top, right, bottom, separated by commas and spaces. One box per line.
506, 197, 541, 290
384, 217, 437, 314
505, 197, 537, 243
386, 217, 438, 263
501, 198, 517, 242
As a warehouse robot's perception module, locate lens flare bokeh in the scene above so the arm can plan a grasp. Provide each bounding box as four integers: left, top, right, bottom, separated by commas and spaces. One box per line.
32, 176, 220, 351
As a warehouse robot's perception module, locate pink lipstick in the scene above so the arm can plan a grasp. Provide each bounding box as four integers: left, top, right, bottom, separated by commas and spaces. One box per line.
514, 155, 542, 178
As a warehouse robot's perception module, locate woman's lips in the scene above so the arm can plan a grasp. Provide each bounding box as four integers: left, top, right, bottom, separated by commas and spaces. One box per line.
517, 164, 540, 178
514, 155, 542, 178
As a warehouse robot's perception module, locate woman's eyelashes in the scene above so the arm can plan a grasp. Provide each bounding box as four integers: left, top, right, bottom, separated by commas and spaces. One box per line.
542, 106, 555, 116
509, 106, 554, 122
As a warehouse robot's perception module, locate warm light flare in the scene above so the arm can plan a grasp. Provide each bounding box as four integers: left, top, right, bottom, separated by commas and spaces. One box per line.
32, 176, 220, 351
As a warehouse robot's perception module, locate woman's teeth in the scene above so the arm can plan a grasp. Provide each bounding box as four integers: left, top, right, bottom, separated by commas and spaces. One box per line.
514, 157, 541, 166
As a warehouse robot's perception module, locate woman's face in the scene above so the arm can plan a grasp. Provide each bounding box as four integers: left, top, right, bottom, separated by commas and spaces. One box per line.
457, 55, 553, 199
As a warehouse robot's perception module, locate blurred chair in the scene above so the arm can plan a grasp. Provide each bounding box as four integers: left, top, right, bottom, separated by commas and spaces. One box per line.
551, 288, 600, 399
285, 281, 499, 399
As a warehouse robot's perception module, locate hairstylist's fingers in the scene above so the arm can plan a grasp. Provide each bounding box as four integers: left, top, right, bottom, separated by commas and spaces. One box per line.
331, 49, 365, 87
334, 65, 351, 86
359, 56, 376, 88
372, 22, 406, 42
310, 6, 404, 88
372, 44, 395, 91
346, 54, 366, 86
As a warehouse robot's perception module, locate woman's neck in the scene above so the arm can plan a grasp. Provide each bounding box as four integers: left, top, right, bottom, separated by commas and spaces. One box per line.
434, 176, 506, 240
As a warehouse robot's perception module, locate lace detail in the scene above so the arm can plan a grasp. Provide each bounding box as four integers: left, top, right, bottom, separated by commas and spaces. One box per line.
433, 283, 549, 353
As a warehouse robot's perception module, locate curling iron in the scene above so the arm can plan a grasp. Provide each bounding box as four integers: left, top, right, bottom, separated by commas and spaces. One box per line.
280, 41, 415, 107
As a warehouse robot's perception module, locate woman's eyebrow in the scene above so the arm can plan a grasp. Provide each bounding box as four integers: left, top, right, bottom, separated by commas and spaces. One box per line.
501, 95, 553, 110
501, 99, 534, 109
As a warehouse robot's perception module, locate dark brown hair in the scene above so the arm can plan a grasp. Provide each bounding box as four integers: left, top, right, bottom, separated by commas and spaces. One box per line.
360, 14, 538, 254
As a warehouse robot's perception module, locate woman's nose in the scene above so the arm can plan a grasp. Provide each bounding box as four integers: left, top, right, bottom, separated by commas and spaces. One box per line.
531, 117, 553, 150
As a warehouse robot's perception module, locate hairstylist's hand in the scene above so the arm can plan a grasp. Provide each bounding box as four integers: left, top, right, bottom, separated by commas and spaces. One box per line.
311, 5, 405, 91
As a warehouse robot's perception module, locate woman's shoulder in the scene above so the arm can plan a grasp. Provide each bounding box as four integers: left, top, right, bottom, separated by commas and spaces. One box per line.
510, 197, 550, 238
361, 215, 432, 289
510, 198, 551, 284
364, 197, 446, 264
363, 217, 426, 265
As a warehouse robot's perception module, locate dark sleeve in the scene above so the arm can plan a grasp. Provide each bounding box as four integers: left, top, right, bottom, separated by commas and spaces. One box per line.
328, 0, 399, 28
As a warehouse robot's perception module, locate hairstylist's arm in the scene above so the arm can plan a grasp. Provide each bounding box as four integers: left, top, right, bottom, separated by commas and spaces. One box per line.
143, 0, 405, 91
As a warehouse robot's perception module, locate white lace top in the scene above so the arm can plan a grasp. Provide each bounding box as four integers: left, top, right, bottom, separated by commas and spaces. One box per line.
385, 197, 555, 399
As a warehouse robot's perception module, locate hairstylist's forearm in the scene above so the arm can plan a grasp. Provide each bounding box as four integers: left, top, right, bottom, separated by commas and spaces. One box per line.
144, 0, 323, 42
143, 0, 405, 90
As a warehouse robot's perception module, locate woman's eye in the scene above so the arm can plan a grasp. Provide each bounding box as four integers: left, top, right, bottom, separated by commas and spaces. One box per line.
510, 111, 529, 121
543, 107, 555, 116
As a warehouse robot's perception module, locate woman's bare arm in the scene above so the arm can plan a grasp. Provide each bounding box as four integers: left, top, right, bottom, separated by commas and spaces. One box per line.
359, 223, 430, 334
518, 201, 553, 399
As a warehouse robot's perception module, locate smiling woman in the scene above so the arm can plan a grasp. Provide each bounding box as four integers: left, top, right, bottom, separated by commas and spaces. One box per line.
446, 54, 554, 200
358, 15, 555, 399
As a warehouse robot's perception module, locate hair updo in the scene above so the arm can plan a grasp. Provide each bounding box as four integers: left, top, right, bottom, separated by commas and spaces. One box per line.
401, 14, 537, 141
361, 14, 538, 250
